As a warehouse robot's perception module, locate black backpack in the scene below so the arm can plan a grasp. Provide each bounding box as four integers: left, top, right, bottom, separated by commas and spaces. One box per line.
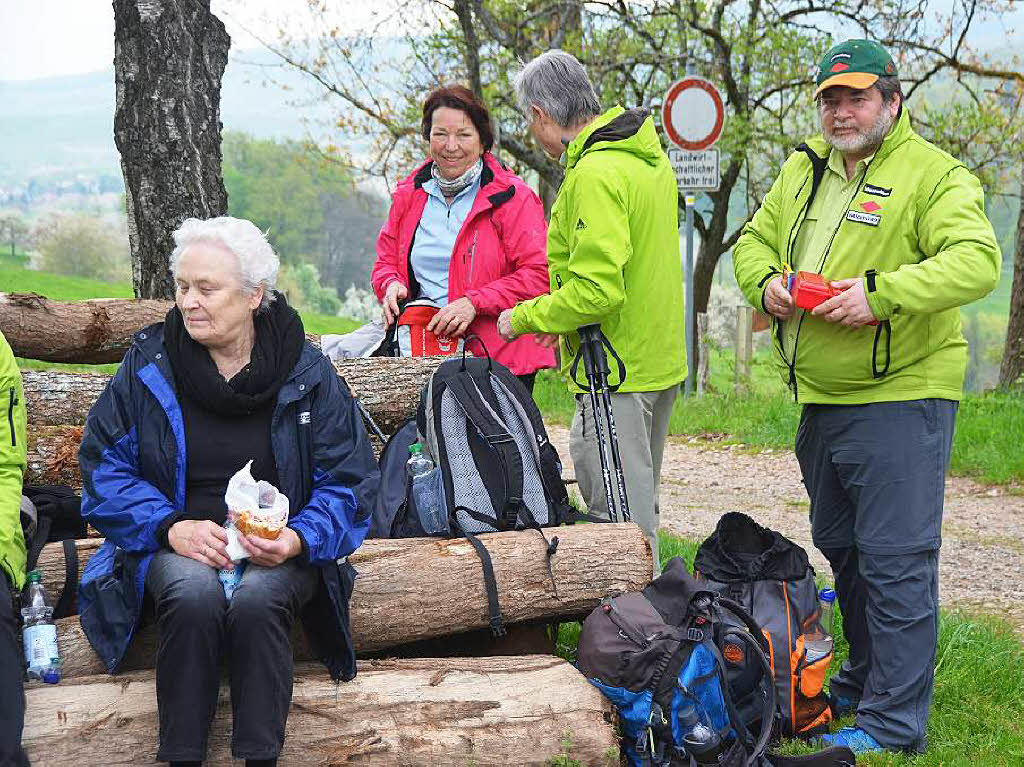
20, 484, 88, 619
370, 349, 594, 635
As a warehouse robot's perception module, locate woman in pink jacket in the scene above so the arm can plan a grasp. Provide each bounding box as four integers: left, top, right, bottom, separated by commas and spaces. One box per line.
370, 84, 555, 391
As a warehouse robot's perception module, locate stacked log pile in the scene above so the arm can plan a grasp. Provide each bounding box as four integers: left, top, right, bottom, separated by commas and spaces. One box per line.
7, 303, 647, 764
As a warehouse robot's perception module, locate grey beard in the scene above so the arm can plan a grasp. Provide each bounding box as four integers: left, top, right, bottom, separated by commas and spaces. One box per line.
824, 108, 895, 155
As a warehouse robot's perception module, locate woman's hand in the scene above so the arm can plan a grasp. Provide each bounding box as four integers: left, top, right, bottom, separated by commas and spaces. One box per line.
168, 519, 232, 569
497, 308, 518, 341
382, 281, 409, 327
428, 297, 476, 338
240, 527, 303, 567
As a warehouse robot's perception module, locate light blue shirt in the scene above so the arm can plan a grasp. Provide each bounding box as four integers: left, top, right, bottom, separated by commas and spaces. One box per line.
409, 176, 481, 307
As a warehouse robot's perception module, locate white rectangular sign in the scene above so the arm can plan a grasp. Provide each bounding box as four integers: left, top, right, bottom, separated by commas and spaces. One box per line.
668, 147, 720, 191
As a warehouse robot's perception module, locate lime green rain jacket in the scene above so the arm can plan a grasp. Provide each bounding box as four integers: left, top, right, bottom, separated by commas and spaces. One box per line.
511, 106, 686, 393
733, 109, 1000, 404
1, 331, 27, 591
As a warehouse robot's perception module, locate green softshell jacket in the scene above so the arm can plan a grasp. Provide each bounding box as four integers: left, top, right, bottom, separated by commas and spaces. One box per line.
733, 109, 1000, 404
511, 106, 686, 393
1, 331, 27, 591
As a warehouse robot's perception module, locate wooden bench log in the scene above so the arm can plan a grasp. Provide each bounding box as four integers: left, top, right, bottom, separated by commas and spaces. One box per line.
22, 356, 441, 432
23, 657, 620, 766
38, 523, 650, 678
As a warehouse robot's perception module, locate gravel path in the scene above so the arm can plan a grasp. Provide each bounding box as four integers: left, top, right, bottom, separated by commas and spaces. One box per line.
547, 426, 1024, 635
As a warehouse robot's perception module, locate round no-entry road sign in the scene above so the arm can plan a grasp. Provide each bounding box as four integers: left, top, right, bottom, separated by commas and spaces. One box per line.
662, 77, 725, 151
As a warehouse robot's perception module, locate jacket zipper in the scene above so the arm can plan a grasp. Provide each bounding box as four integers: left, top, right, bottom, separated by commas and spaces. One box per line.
606, 601, 652, 648
467, 231, 478, 285
7, 387, 16, 447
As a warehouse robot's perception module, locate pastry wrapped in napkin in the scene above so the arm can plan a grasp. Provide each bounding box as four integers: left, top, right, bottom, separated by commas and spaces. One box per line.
223, 460, 290, 560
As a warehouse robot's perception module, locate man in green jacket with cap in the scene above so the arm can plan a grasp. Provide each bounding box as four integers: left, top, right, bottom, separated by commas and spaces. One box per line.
1, 328, 28, 765
733, 39, 1000, 753
497, 50, 686, 573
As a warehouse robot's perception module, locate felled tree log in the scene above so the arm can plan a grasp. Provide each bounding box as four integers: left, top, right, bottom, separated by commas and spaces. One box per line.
25, 425, 82, 488
0, 294, 171, 363
22, 357, 440, 433
23, 657, 619, 766
43, 523, 650, 678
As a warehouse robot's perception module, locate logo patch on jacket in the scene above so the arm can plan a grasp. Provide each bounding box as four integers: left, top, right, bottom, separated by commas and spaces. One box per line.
299, 411, 311, 425
575, 217, 587, 232
862, 183, 892, 197
846, 209, 880, 227
859, 200, 882, 213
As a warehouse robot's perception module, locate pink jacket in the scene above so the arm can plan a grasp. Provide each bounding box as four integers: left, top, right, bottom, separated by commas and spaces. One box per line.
371, 153, 555, 376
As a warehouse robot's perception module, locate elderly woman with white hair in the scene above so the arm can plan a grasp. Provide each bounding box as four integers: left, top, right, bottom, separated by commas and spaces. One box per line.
77, 217, 378, 766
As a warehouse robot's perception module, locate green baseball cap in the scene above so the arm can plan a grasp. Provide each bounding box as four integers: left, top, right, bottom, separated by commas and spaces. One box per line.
814, 39, 897, 97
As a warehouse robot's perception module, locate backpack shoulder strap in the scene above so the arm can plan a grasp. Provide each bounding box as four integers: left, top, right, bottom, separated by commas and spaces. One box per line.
52, 539, 78, 620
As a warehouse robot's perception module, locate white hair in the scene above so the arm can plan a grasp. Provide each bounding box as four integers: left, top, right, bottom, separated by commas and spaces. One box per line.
513, 50, 601, 129
170, 217, 279, 312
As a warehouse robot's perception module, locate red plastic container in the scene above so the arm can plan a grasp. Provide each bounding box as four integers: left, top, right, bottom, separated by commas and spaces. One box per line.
789, 271, 840, 312
396, 304, 462, 356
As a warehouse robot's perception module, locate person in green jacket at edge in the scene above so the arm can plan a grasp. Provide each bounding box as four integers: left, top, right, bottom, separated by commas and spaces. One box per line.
497, 50, 686, 576
1, 328, 29, 766
733, 40, 1000, 755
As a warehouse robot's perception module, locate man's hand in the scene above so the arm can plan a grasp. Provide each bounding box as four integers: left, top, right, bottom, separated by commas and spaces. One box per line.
763, 276, 796, 319
497, 308, 518, 341
382, 281, 409, 327
168, 519, 232, 569
240, 527, 303, 567
428, 297, 476, 338
812, 278, 878, 327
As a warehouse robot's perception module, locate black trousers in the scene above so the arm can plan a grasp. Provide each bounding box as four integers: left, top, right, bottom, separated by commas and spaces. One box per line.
145, 551, 317, 763
1, 573, 29, 767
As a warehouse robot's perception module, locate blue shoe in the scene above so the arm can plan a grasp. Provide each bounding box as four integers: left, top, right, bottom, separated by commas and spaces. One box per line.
829, 693, 859, 719
821, 727, 884, 753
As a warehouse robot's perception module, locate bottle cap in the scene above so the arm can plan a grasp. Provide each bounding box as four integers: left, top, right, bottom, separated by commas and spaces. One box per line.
26, 570, 42, 583
408, 443, 422, 455
41, 668, 61, 684
819, 587, 836, 603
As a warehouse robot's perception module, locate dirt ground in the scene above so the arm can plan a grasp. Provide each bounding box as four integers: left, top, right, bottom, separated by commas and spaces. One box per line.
547, 426, 1024, 636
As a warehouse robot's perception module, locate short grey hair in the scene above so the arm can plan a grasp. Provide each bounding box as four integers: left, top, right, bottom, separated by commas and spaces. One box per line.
513, 50, 601, 128
873, 75, 903, 106
170, 217, 279, 312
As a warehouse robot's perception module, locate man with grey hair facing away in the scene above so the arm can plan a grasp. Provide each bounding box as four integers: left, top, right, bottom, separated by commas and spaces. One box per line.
498, 50, 685, 574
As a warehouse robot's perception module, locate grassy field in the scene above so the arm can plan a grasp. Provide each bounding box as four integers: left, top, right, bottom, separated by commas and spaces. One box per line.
535, 347, 1024, 485
557, 531, 1024, 766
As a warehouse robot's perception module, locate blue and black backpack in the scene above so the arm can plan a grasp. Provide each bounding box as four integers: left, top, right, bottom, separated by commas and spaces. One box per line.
577, 558, 856, 767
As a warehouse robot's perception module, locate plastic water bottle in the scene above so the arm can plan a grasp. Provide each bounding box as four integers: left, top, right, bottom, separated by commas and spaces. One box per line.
218, 560, 246, 600
408, 443, 445, 535
21, 570, 61, 684
678, 700, 722, 764
804, 587, 836, 663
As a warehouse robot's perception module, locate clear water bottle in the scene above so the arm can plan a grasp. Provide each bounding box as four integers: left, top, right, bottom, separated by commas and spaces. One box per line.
678, 700, 721, 764
218, 559, 246, 600
408, 443, 446, 535
21, 570, 61, 684
804, 587, 836, 663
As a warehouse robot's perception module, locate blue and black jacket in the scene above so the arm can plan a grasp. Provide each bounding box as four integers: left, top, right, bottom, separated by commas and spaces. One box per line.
77, 323, 379, 680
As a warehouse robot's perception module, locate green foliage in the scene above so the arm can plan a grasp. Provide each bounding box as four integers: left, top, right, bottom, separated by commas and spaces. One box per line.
278, 263, 342, 316
33, 213, 130, 283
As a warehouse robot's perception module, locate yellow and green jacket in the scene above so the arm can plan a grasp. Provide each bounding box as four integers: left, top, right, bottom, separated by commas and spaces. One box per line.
1, 330, 27, 591
733, 109, 1000, 404
511, 106, 686, 393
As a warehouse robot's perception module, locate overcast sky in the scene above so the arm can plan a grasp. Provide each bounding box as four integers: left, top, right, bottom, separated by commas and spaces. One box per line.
1, 0, 1021, 82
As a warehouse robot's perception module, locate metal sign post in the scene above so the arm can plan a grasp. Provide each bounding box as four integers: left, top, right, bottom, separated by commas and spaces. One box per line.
661, 70, 726, 396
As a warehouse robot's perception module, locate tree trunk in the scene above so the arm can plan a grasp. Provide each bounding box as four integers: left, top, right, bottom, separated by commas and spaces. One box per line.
999, 167, 1024, 389
0, 294, 170, 363
22, 357, 440, 431
113, 0, 230, 299
23, 657, 620, 766
41, 523, 651, 678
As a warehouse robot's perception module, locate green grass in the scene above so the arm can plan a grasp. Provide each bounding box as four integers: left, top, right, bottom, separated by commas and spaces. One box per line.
559, 530, 1024, 766
536, 348, 1024, 484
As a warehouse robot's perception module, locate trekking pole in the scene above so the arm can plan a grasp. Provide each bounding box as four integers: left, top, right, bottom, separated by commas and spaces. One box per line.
578, 325, 631, 523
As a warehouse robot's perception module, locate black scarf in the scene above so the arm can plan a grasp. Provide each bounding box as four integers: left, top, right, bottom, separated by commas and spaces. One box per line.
164, 295, 305, 416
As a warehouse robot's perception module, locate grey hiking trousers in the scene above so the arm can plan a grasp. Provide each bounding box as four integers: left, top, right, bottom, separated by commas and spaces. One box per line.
569, 385, 678, 576
796, 398, 957, 753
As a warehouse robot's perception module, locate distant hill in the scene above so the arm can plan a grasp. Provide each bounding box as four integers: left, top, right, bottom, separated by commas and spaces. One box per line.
0, 46, 341, 185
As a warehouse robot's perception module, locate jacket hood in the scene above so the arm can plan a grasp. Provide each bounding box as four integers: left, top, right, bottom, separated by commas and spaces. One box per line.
567, 106, 663, 169
800, 106, 914, 165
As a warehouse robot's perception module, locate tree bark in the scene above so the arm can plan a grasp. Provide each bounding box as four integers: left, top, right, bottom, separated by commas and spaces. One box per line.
23, 657, 619, 766
999, 167, 1024, 389
41, 523, 651, 678
25, 426, 82, 489
23, 356, 440, 434
0, 294, 170, 363
113, 0, 230, 299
